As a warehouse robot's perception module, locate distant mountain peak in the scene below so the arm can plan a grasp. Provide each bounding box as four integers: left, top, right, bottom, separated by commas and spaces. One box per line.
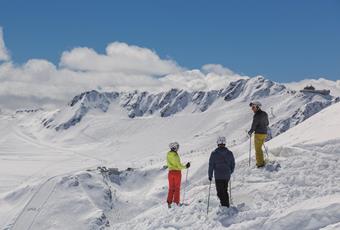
41, 77, 335, 133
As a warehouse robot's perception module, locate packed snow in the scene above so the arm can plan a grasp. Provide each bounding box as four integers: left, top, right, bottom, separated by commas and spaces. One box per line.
0, 77, 340, 230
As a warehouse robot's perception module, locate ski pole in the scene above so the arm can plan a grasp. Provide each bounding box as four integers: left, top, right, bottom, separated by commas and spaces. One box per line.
249, 134, 252, 167
207, 180, 212, 215
229, 179, 232, 206
263, 143, 269, 160
182, 168, 189, 205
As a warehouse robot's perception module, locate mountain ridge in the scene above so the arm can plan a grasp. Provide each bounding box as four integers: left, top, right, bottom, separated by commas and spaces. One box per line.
41, 76, 336, 140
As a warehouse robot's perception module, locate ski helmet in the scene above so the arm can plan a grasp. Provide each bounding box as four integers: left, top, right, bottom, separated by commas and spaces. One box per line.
217, 136, 226, 145
169, 142, 179, 151
249, 101, 262, 108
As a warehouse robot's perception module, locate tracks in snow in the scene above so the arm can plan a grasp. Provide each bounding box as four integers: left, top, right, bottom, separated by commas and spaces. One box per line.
11, 177, 58, 230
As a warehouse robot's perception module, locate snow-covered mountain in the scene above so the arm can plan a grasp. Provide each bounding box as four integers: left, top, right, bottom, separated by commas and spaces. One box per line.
43, 76, 288, 130
43, 76, 335, 138
1, 76, 340, 230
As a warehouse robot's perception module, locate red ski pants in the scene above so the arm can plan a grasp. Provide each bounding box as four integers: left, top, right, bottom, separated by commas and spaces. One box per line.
167, 170, 182, 204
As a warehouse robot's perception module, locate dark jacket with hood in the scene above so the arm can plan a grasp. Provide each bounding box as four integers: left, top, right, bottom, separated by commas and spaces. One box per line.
250, 109, 269, 134
208, 146, 235, 181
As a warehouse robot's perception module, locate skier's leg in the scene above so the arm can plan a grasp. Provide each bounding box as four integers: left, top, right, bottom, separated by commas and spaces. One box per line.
216, 180, 228, 206
260, 134, 267, 164
215, 180, 222, 205
254, 134, 266, 167
167, 171, 175, 204
220, 180, 229, 207
173, 171, 182, 205
225, 180, 230, 207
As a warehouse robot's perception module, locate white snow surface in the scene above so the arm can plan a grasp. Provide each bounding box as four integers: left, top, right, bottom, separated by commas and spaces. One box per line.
1, 80, 340, 229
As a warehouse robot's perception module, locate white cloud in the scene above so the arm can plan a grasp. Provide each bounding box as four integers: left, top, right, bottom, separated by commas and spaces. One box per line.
60, 42, 182, 76
0, 27, 10, 62
201, 64, 236, 76
161, 65, 247, 91
0, 29, 252, 110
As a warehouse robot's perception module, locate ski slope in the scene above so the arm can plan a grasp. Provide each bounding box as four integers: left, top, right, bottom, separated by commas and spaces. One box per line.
0, 85, 340, 229
110, 102, 340, 229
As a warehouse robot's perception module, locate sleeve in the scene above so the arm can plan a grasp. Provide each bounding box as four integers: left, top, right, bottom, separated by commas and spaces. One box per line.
166, 153, 171, 168
265, 112, 269, 127
230, 151, 235, 174
171, 153, 186, 170
250, 114, 259, 133
208, 153, 214, 179
176, 158, 186, 170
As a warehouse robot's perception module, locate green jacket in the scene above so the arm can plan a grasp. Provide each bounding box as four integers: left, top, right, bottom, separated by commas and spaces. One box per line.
167, 151, 186, 171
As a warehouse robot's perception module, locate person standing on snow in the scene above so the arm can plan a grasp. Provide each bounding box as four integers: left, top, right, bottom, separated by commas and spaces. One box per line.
208, 137, 235, 207
248, 101, 269, 168
166, 142, 190, 208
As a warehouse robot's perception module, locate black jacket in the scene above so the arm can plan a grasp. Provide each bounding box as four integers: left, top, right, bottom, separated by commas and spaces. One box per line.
208, 147, 235, 180
250, 109, 269, 134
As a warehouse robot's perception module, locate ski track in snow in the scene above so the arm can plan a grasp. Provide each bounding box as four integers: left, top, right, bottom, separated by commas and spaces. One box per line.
0, 117, 111, 229
8, 163, 110, 230
11, 177, 58, 230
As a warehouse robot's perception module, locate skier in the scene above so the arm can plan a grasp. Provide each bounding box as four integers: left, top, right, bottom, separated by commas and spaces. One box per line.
166, 142, 190, 208
248, 101, 269, 168
208, 137, 235, 207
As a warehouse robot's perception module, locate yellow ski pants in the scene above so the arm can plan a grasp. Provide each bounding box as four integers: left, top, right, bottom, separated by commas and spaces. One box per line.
254, 134, 267, 167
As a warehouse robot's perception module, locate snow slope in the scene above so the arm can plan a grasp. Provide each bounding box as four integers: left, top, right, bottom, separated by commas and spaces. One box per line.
109, 101, 340, 229
0, 77, 340, 229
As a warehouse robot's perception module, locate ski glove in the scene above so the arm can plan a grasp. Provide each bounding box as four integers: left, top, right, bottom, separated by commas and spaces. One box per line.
186, 162, 191, 168
208, 177, 212, 181
248, 130, 253, 136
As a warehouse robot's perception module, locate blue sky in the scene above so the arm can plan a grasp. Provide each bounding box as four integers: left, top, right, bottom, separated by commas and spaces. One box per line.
0, 0, 339, 82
